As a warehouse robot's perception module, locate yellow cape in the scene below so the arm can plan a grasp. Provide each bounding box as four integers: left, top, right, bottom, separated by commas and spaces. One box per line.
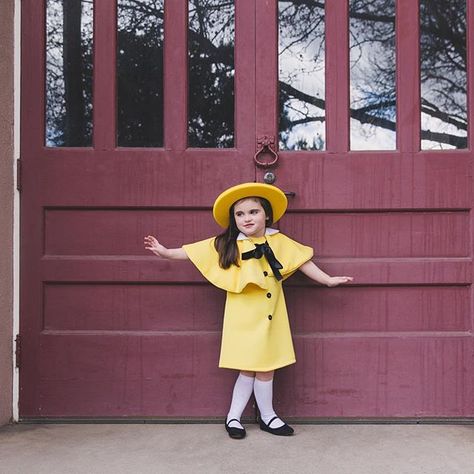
183, 232, 313, 293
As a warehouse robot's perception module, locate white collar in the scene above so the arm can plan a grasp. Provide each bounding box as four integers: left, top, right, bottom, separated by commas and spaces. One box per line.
236, 228, 279, 241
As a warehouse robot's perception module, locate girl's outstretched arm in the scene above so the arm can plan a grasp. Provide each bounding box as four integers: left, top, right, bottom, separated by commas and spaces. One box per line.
144, 235, 189, 260
299, 260, 353, 287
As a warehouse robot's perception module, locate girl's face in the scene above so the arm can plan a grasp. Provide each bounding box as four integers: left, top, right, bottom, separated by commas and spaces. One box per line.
233, 198, 267, 238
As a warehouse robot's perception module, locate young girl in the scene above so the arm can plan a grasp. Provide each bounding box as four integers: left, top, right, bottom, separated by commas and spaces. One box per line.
144, 183, 353, 439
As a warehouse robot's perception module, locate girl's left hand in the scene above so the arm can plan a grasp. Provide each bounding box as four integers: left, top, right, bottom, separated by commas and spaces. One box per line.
326, 276, 354, 287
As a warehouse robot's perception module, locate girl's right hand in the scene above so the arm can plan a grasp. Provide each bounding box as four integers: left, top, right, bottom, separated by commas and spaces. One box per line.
144, 235, 169, 258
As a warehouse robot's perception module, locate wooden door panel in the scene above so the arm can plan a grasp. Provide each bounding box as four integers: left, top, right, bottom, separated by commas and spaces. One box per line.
34, 333, 233, 417
44, 208, 219, 256
255, 0, 474, 419
283, 211, 470, 258
287, 286, 470, 333
272, 153, 471, 209
43, 284, 225, 332
20, 0, 255, 418
276, 337, 474, 417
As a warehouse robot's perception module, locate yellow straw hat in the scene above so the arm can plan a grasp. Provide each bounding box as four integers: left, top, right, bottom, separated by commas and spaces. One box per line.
213, 182, 288, 228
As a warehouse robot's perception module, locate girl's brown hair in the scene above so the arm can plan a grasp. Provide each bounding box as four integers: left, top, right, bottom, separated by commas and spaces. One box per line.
214, 197, 273, 269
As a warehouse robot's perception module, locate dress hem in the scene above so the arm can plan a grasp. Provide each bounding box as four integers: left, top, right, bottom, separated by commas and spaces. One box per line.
218, 359, 296, 372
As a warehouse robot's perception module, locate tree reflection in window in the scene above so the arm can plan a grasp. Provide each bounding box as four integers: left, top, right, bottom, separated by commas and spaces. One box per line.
420, 0, 467, 150
279, 0, 468, 152
350, 0, 396, 150
279, 1, 326, 151
188, 0, 235, 148
46, 0, 93, 147
117, 0, 164, 147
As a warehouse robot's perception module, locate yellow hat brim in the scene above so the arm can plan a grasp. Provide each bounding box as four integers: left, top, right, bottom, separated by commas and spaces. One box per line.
213, 183, 288, 228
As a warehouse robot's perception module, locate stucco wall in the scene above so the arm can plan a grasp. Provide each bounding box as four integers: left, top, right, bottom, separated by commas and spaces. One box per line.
0, 0, 14, 425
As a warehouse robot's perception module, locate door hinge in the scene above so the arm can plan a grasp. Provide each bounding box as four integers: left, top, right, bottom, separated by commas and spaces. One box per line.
16, 159, 22, 192
15, 334, 21, 369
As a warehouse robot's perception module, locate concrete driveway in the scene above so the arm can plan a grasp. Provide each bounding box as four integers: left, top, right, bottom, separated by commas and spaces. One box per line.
1, 422, 474, 473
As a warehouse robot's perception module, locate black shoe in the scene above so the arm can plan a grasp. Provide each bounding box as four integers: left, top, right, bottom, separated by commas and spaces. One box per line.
225, 418, 246, 439
259, 416, 294, 436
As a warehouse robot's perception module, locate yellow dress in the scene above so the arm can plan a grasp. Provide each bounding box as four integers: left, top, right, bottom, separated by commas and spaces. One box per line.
182, 230, 313, 372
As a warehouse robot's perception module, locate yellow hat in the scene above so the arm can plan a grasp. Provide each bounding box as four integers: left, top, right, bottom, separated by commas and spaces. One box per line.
213, 183, 288, 228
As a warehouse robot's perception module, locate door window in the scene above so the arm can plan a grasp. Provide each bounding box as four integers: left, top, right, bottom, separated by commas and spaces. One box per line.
46, 0, 93, 147
278, 0, 326, 151
117, 0, 165, 147
188, 0, 235, 148
349, 0, 396, 150
420, 0, 467, 150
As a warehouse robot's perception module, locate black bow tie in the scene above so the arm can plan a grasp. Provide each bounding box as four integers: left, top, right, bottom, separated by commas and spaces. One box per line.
241, 242, 283, 281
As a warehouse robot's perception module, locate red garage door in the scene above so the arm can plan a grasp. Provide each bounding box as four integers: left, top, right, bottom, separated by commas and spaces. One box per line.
20, 0, 474, 419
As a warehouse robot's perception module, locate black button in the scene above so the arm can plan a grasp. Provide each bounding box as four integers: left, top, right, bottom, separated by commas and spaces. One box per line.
266, 293, 272, 298
263, 271, 268, 276
268, 315, 272, 320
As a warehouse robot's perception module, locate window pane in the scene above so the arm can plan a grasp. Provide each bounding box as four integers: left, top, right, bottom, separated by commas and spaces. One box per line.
117, 0, 164, 147
188, 0, 235, 148
279, 1, 325, 151
420, 0, 467, 150
46, 0, 93, 147
349, 0, 396, 150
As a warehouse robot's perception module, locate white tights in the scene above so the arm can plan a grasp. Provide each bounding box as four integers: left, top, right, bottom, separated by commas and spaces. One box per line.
226, 373, 284, 429
226, 373, 255, 429
253, 378, 284, 428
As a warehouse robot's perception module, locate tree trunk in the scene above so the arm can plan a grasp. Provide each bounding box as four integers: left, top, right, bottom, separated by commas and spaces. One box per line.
63, 0, 86, 146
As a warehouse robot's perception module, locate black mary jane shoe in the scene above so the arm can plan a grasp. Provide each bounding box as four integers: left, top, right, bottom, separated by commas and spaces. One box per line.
259, 416, 294, 436
225, 418, 246, 439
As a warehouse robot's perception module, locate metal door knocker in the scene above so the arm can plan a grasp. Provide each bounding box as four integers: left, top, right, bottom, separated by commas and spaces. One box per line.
254, 135, 279, 168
